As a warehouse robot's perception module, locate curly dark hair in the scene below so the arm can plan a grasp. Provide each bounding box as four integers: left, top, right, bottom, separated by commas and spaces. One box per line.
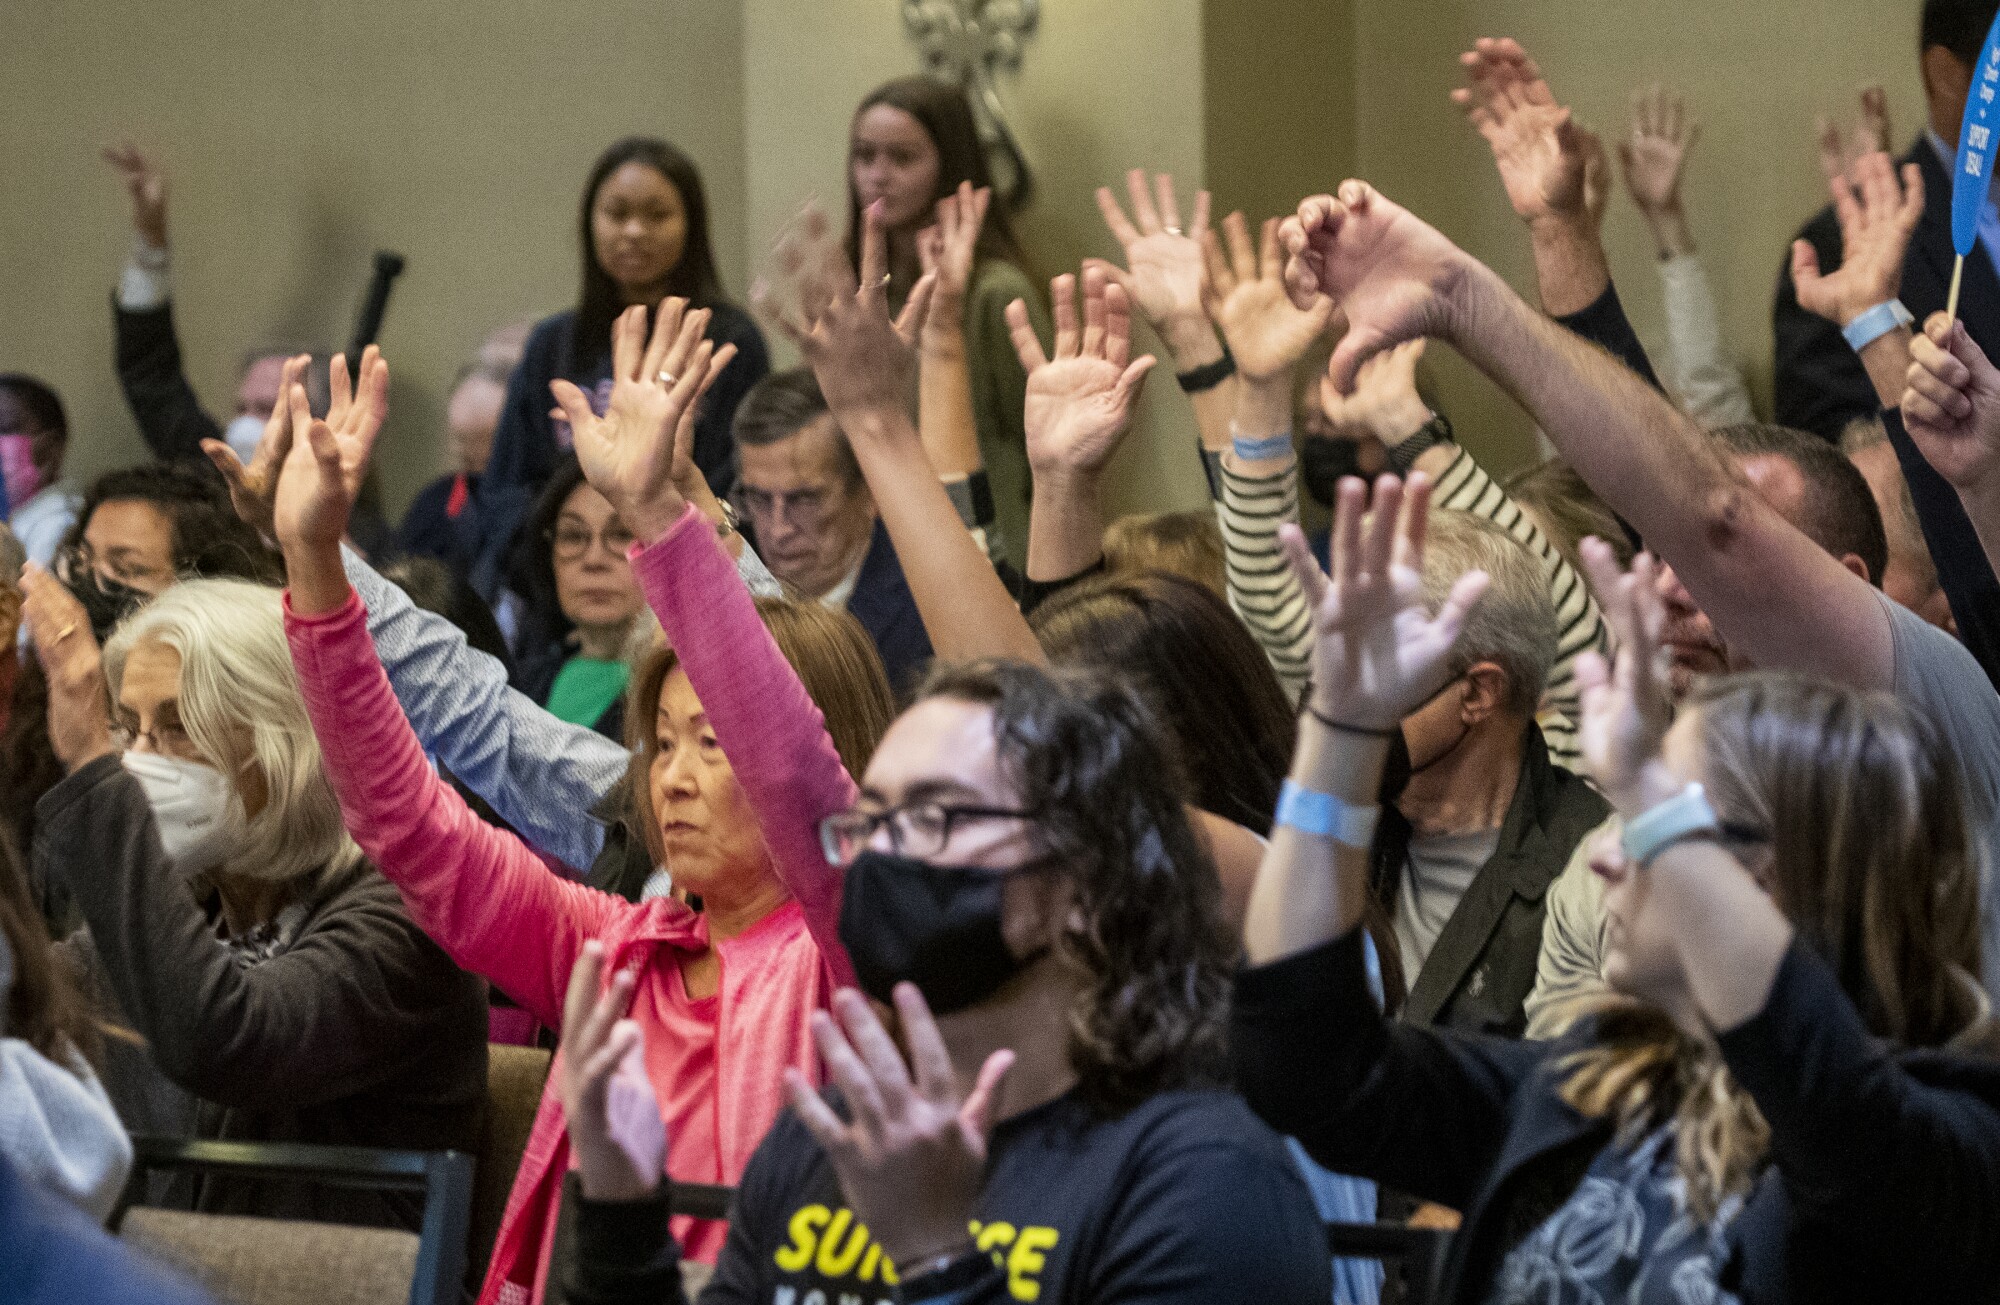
1030, 570, 1294, 835
914, 659, 1235, 1114
62, 462, 283, 585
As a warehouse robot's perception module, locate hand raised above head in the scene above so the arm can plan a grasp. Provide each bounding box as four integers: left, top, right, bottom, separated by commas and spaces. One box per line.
1202, 212, 1334, 383
1090, 168, 1212, 338
1281, 472, 1488, 732
1617, 84, 1699, 216
204, 353, 311, 538
1014, 264, 1157, 483
1791, 149, 1924, 328
1452, 36, 1589, 226
20, 563, 112, 773
1815, 85, 1893, 189
272, 346, 389, 556
1572, 539, 1679, 817
101, 141, 168, 249
552, 298, 722, 546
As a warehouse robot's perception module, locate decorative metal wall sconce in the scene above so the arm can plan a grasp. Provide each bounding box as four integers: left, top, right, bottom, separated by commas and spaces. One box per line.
902, 0, 1039, 207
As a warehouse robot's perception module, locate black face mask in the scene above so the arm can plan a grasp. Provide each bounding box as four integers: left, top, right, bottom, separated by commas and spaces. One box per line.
837, 850, 1050, 1016
1299, 435, 1368, 508
65, 568, 148, 644
1375, 676, 1467, 806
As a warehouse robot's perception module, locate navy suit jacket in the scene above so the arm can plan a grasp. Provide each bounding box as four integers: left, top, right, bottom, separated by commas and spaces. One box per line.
846, 519, 933, 695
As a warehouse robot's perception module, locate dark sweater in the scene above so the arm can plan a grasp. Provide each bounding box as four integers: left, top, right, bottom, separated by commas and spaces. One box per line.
36, 755, 488, 1228
1232, 927, 2000, 1304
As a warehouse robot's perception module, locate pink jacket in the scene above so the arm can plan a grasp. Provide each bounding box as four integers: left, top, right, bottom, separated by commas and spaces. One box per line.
284, 503, 857, 1305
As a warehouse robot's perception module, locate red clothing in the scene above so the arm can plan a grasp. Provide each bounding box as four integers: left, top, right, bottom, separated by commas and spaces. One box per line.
282, 503, 857, 1303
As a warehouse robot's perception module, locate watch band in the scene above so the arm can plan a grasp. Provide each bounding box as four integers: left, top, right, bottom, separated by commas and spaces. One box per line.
1199, 447, 1224, 501
1275, 779, 1381, 849
1176, 349, 1237, 395
714, 499, 741, 539
1841, 299, 1914, 353
1383, 413, 1452, 474
1620, 782, 1721, 868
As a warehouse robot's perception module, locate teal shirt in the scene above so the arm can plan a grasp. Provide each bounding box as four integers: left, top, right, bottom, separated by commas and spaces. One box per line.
545, 657, 630, 731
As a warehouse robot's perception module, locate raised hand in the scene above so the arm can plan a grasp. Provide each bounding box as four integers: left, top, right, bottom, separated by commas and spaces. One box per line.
558, 942, 667, 1203
783, 986, 1013, 1265
1792, 150, 1924, 328
271, 347, 389, 556
1318, 339, 1432, 445
551, 299, 725, 546
1281, 182, 1474, 395
917, 181, 991, 349
1088, 169, 1216, 361
1816, 86, 1893, 187
204, 354, 311, 536
758, 200, 936, 438
1012, 265, 1157, 483
1280, 473, 1489, 730
101, 142, 168, 249
1903, 313, 2000, 494
1202, 212, 1335, 382
1572, 539, 1680, 817
1453, 37, 1588, 225
1618, 85, 1699, 217
20, 564, 112, 773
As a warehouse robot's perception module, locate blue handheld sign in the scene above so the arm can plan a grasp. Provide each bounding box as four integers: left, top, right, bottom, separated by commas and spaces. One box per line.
1955, 11, 2000, 259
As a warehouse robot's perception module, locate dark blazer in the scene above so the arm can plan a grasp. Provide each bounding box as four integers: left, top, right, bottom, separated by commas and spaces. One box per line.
36, 755, 488, 1229
111, 300, 393, 555
393, 471, 487, 583
1372, 725, 1609, 1036
846, 517, 934, 695
1233, 927, 2000, 1304
1774, 135, 2000, 441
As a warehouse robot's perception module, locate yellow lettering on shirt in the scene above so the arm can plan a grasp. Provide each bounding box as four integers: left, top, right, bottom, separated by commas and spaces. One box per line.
1007, 1227, 1060, 1301
815, 1208, 870, 1277
975, 1221, 1018, 1254
774, 1204, 832, 1272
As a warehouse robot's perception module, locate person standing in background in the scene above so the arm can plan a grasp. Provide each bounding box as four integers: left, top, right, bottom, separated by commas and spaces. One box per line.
0, 378, 80, 569
844, 77, 1050, 567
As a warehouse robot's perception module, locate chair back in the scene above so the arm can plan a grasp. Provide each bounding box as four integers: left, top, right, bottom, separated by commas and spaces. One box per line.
1326, 1221, 1453, 1305
114, 1137, 473, 1305
470, 1043, 554, 1277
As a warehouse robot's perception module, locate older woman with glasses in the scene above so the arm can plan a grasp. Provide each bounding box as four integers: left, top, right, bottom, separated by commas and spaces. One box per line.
504, 453, 648, 740
268, 317, 903, 1301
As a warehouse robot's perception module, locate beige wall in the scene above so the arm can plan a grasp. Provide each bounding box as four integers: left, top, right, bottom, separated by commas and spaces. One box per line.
0, 0, 745, 514
1354, 0, 1928, 473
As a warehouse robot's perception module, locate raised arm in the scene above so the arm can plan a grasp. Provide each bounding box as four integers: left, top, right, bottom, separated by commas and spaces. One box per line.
1284, 180, 1901, 691
915, 183, 999, 543
1617, 85, 1756, 425
270, 346, 625, 1027
557, 299, 860, 977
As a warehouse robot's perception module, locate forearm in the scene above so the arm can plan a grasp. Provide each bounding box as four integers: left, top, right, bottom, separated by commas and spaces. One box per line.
1527, 214, 1613, 318
1242, 719, 1384, 966
1162, 315, 1239, 457
1657, 251, 1756, 426
1024, 467, 1110, 585
1879, 408, 2000, 686
1650, 841, 1792, 1031
1955, 477, 2000, 608
1855, 326, 1913, 410
284, 539, 353, 618
918, 324, 986, 480
1639, 204, 1695, 259
1218, 458, 1313, 700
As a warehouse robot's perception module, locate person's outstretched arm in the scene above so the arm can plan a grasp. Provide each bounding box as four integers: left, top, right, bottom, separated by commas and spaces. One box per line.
915, 183, 1001, 548
556, 300, 859, 981
1617, 85, 1755, 424
1284, 180, 1902, 691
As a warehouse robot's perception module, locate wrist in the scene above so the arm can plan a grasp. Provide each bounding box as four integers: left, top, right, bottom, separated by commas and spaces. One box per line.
1642, 207, 1694, 258
1234, 375, 1294, 436
622, 497, 690, 548
1610, 758, 1686, 823
282, 542, 356, 618
1030, 461, 1105, 502
1157, 313, 1224, 367
1371, 394, 1436, 446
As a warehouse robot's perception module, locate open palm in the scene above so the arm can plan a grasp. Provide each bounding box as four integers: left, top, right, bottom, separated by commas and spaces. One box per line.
272, 346, 388, 554
1205, 213, 1334, 381
1455, 38, 1587, 223
1014, 267, 1156, 478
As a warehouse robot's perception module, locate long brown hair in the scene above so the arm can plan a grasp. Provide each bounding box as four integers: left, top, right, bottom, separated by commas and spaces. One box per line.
1560, 671, 1983, 1219
625, 597, 894, 866
844, 76, 1030, 274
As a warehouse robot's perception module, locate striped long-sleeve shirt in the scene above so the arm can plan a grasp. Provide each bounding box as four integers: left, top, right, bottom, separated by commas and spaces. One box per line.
1217, 446, 1608, 771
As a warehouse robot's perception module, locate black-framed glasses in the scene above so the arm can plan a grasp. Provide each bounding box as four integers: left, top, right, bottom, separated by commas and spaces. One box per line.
547, 521, 636, 562
55, 540, 170, 592
818, 801, 1039, 867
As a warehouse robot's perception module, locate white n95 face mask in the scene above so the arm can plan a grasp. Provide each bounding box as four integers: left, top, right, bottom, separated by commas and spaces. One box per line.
121, 750, 249, 873
222, 414, 268, 465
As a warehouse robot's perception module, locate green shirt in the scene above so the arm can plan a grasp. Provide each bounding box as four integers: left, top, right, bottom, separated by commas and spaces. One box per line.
545, 656, 631, 730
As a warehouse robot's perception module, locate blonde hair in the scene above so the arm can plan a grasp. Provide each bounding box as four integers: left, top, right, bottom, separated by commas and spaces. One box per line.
1420, 510, 1556, 716
1502, 458, 1633, 573
104, 579, 360, 885
1560, 671, 1982, 1221
1102, 511, 1227, 600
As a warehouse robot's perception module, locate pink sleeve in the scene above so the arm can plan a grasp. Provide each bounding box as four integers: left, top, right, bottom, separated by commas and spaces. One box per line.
630, 507, 858, 986
283, 588, 626, 1028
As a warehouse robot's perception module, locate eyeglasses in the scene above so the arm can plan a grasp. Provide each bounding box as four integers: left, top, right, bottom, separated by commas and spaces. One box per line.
818, 801, 1038, 867
56, 541, 170, 592
548, 521, 636, 562
732, 484, 841, 532
110, 719, 201, 760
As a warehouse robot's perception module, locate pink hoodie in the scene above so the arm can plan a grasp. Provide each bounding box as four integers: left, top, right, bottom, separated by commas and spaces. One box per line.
284, 503, 857, 1305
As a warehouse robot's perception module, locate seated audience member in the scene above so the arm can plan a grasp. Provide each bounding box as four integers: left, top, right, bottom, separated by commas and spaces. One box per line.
1101, 510, 1226, 598
394, 354, 512, 582
507, 455, 652, 741
844, 76, 1049, 566
0, 835, 129, 1224
0, 377, 81, 568
482, 137, 767, 538
730, 368, 933, 689
95, 146, 386, 548
1774, 3, 1999, 440
1841, 415, 1955, 629
1235, 475, 2000, 1302
19, 570, 487, 1228
1614, 84, 1756, 427
1435, 43, 2000, 997
54, 462, 281, 643
272, 325, 893, 1293
557, 660, 1331, 1305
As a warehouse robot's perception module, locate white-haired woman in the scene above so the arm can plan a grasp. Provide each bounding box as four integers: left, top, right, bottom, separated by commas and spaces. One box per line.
17, 566, 488, 1228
